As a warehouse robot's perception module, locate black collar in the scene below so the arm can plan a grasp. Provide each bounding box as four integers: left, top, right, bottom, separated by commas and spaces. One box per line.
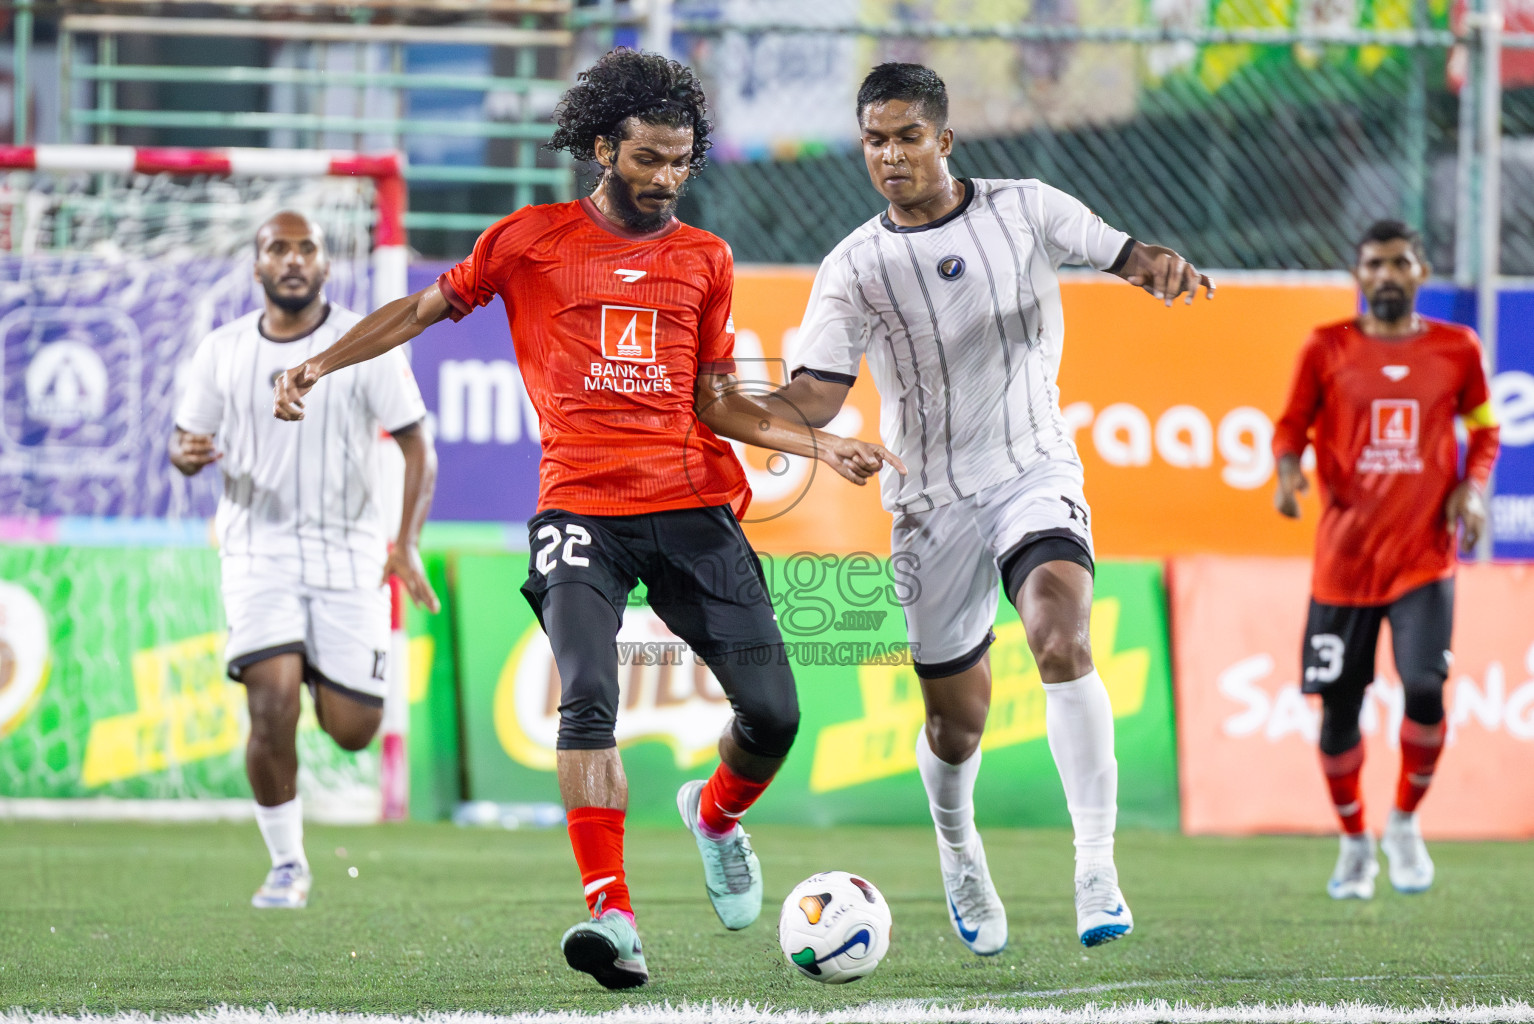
880, 178, 974, 234
259, 302, 332, 343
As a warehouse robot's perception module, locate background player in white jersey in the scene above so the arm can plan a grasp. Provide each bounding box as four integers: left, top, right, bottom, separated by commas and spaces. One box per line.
168, 211, 438, 909
768, 64, 1214, 952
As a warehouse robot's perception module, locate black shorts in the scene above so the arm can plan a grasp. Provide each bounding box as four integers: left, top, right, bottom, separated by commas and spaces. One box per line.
1301, 577, 1454, 697
521, 504, 784, 660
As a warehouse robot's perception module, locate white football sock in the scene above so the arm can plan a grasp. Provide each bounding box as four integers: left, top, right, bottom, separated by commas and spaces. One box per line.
916, 727, 981, 852
253, 796, 307, 869
1044, 670, 1118, 872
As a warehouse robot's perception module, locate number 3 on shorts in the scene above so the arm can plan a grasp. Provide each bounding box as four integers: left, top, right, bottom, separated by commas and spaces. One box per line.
1306, 633, 1344, 685
534, 523, 593, 575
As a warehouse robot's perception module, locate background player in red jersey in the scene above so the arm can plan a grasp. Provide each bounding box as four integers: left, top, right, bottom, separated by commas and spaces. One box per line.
273, 49, 902, 990
1272, 220, 1500, 901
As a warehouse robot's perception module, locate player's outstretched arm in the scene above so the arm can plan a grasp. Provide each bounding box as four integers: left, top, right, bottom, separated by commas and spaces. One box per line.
1115, 243, 1215, 306
274, 284, 451, 421
1273, 452, 1309, 519
168, 428, 220, 476
382, 420, 440, 613
695, 372, 906, 486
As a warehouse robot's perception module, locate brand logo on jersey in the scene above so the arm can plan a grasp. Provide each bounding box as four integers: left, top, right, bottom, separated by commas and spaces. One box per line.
1382, 365, 1410, 382
614, 268, 647, 284
937, 255, 966, 281
1370, 399, 1419, 447
600, 305, 658, 363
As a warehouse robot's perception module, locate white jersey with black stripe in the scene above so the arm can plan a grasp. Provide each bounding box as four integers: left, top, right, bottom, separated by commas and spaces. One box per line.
790, 177, 1132, 514
174, 304, 427, 590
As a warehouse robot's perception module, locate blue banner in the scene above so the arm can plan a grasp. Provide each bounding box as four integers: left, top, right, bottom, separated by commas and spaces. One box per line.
407, 262, 541, 524
1417, 285, 1534, 560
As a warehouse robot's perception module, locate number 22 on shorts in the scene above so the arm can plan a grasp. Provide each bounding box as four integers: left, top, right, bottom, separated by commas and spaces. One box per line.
535, 523, 593, 574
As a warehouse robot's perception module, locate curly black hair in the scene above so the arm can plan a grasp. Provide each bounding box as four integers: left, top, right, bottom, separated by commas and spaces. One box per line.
546, 48, 712, 174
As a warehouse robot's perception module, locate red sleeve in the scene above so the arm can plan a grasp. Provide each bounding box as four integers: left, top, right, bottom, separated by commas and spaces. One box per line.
435, 210, 533, 323
1272, 332, 1325, 459
697, 242, 737, 376
1457, 331, 1500, 487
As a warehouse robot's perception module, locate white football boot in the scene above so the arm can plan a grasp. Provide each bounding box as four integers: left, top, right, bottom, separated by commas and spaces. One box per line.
1381, 809, 1435, 894
1074, 864, 1134, 947
1327, 832, 1379, 900
251, 860, 311, 909
939, 833, 1008, 956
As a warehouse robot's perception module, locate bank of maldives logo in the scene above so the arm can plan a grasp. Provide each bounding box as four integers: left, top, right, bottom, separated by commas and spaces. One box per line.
1371, 398, 1419, 447
600, 305, 658, 363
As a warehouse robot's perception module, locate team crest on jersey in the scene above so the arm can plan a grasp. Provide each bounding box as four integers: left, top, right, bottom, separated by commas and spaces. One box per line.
937, 255, 966, 281
600, 305, 658, 363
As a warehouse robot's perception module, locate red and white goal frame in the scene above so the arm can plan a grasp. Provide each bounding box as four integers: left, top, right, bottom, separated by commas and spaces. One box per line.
0, 144, 409, 308
0, 144, 414, 821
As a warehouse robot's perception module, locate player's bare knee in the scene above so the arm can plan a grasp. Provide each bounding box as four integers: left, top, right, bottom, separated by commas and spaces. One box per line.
925, 715, 982, 763
1031, 629, 1093, 684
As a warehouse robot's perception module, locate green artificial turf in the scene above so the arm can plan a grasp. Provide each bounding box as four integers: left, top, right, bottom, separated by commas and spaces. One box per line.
1, 820, 1529, 1015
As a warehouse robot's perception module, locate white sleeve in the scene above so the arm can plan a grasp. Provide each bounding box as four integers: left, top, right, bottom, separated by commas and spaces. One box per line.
364, 347, 428, 434
1028, 182, 1132, 272
173, 334, 224, 435
789, 251, 868, 385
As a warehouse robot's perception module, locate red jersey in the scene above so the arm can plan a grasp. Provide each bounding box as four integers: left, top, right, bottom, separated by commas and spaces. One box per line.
438, 198, 748, 516
1272, 317, 1499, 606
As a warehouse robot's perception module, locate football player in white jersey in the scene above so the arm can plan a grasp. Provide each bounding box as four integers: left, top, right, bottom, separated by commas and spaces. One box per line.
169, 211, 438, 909
769, 64, 1213, 952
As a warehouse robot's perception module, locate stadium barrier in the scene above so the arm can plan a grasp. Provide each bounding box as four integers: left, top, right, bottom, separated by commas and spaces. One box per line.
449, 553, 1178, 829
1171, 556, 1534, 840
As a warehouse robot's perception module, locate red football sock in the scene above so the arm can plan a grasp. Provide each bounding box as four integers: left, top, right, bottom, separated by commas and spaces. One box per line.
697, 761, 772, 839
1320, 743, 1366, 835
1396, 718, 1446, 813
566, 806, 633, 921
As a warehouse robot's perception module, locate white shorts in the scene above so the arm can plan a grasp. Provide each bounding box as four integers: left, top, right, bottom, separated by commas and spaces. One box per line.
222, 555, 391, 707
891, 462, 1094, 673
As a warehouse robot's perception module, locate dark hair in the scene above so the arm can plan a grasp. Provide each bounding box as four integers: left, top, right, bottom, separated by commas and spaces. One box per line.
856, 63, 949, 127
546, 48, 711, 174
1355, 219, 1426, 264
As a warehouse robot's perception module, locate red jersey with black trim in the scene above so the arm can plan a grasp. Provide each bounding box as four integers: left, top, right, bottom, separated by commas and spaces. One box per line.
1272, 317, 1499, 606
437, 198, 748, 517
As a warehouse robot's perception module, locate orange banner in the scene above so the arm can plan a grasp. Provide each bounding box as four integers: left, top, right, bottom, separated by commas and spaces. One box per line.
731, 268, 1355, 557
1171, 556, 1534, 839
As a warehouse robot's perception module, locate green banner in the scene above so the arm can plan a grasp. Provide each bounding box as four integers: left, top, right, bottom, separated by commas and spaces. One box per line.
405, 552, 462, 821
0, 546, 378, 809
454, 553, 1178, 828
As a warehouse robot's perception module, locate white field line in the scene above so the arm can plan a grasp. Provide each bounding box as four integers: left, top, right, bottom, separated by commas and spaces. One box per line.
993, 973, 1525, 999
4, 1001, 1534, 1024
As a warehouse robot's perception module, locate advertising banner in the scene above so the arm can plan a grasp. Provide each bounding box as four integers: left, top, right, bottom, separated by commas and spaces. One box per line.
0, 254, 371, 520
404, 552, 462, 822
0, 546, 380, 818
1171, 556, 1534, 839
453, 553, 1178, 828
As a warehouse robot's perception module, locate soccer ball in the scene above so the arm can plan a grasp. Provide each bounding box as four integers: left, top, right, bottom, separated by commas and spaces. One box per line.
777, 871, 892, 984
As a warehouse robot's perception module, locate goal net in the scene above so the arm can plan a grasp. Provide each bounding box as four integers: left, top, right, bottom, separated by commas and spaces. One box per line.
0, 146, 407, 822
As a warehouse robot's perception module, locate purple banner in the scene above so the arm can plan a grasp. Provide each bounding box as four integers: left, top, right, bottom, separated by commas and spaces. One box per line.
408, 262, 541, 524
0, 254, 371, 519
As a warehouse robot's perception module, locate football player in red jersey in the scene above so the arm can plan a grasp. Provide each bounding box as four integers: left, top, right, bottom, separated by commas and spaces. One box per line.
274, 50, 903, 989
1272, 220, 1499, 901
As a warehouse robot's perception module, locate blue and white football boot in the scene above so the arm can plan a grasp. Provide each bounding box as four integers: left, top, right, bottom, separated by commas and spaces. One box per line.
251, 860, 311, 909
1075, 865, 1134, 947
939, 833, 1008, 956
